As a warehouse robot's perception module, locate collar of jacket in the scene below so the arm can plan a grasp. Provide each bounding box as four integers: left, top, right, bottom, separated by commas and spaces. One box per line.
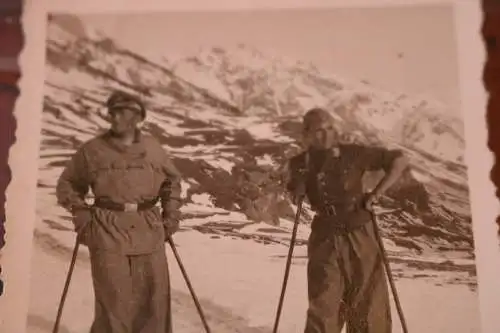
306, 145, 342, 161
101, 129, 146, 155
103, 128, 142, 143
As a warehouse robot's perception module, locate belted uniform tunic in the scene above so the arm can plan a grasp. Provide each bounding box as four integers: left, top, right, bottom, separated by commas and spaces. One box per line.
287, 144, 402, 333
56, 130, 182, 333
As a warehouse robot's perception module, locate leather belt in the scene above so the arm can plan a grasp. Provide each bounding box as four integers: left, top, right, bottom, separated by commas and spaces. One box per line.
317, 201, 360, 217
94, 197, 158, 212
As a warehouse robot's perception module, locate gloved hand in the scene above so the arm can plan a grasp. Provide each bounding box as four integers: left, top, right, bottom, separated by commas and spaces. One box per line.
72, 208, 92, 245
363, 192, 381, 212
162, 210, 180, 240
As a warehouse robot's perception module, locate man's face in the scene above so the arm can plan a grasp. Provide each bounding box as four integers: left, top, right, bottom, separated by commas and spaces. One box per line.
304, 119, 338, 150
108, 107, 141, 135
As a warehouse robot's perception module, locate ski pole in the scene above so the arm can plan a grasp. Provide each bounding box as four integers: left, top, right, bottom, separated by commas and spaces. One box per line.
167, 237, 211, 333
370, 211, 409, 333
52, 237, 80, 333
272, 196, 304, 333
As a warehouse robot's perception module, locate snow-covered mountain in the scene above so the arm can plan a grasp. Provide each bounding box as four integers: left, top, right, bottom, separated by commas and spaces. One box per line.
170, 43, 465, 160
39, 15, 475, 268
26, 15, 483, 333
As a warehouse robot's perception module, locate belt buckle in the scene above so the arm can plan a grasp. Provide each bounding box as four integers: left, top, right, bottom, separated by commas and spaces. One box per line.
123, 203, 138, 212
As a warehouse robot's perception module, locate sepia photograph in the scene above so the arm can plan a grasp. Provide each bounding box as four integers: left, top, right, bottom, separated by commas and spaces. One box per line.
20, 2, 489, 333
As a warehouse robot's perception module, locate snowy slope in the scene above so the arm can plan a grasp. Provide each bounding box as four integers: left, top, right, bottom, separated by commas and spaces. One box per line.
27, 16, 481, 333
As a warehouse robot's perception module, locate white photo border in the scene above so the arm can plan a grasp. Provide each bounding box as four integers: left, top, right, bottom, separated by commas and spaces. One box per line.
1, 0, 497, 332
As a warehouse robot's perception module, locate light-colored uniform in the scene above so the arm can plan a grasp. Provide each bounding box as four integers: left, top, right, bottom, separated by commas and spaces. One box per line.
56, 130, 182, 333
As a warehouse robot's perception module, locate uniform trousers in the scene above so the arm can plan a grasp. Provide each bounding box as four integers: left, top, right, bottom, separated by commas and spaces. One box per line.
304, 220, 392, 333
89, 247, 172, 333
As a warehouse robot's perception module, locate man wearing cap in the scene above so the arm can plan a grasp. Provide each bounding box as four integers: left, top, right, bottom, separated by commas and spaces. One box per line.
286, 108, 409, 333
56, 90, 182, 333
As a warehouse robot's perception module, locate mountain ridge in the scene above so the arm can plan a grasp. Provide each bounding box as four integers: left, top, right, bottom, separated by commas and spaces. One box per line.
39, 16, 475, 262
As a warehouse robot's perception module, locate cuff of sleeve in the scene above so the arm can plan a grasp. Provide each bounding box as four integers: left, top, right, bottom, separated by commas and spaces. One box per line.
162, 209, 181, 220
162, 198, 182, 210
71, 204, 91, 215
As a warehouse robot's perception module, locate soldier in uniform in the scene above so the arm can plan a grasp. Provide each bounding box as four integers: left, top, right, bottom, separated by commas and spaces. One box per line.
286, 108, 409, 333
56, 90, 182, 333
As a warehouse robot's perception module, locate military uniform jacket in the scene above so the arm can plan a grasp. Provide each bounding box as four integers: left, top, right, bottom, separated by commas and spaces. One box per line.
56, 131, 182, 255
287, 143, 402, 232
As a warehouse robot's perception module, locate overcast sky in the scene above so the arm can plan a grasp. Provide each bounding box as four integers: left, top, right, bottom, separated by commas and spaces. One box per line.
76, 4, 461, 113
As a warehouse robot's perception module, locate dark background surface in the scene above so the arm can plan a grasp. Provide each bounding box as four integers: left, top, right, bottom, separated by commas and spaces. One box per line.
483, 0, 500, 234
0, 0, 23, 251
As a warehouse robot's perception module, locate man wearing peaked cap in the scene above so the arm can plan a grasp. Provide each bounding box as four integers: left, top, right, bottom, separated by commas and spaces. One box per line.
106, 90, 147, 120
56, 89, 182, 332
286, 107, 409, 333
